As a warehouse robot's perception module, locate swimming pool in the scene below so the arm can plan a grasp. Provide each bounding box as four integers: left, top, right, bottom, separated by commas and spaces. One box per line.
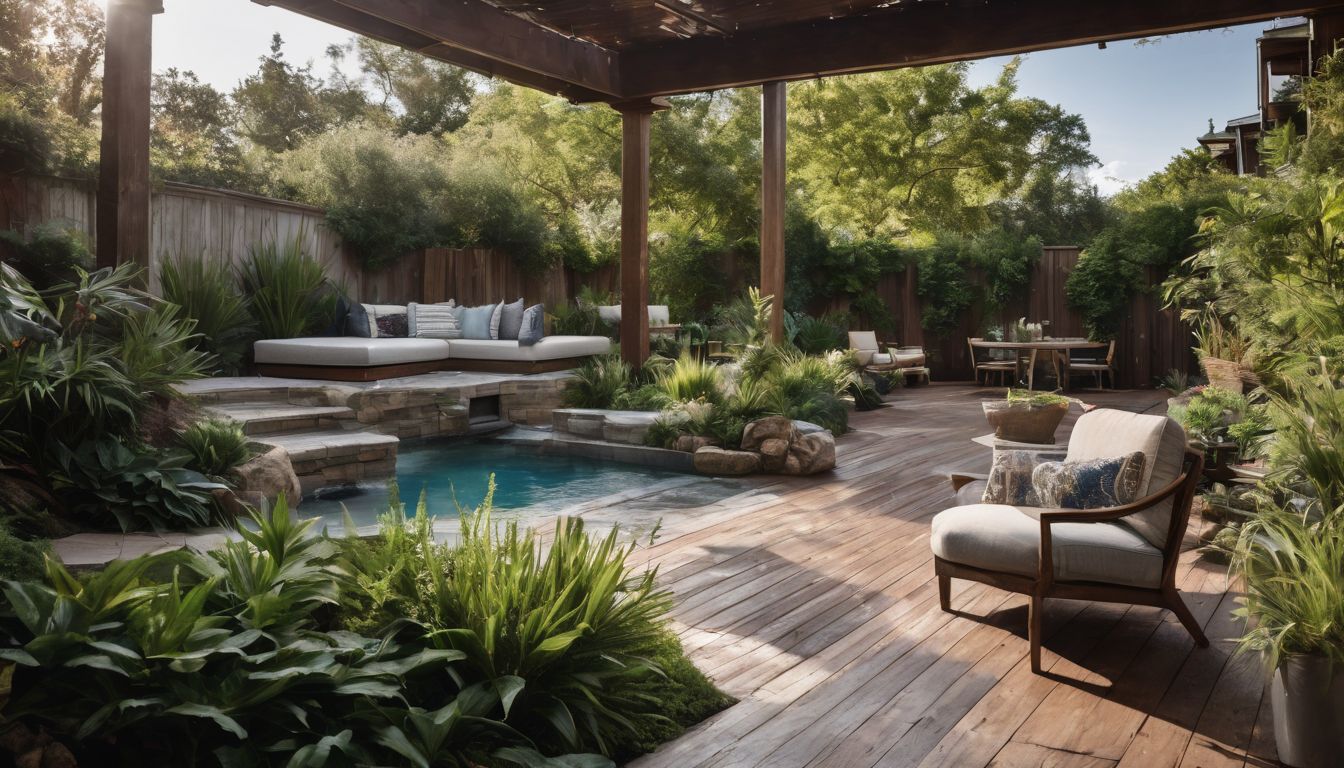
302, 439, 686, 530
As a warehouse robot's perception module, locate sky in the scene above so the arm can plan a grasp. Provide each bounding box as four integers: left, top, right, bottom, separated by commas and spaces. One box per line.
131, 0, 1284, 195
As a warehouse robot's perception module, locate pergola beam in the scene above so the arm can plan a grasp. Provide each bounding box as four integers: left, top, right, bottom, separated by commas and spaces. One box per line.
619, 0, 1344, 98
256, 0, 620, 100
96, 0, 162, 273
760, 81, 786, 345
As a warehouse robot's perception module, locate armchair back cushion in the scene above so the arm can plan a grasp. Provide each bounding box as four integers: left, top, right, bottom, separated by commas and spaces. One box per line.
848, 331, 879, 352
1065, 409, 1188, 547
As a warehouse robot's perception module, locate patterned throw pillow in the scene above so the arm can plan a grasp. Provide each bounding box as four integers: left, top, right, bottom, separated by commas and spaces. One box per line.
498, 298, 525, 340
409, 301, 462, 339
362, 304, 409, 338
1032, 451, 1147, 510
518, 303, 544, 346
983, 450, 1065, 506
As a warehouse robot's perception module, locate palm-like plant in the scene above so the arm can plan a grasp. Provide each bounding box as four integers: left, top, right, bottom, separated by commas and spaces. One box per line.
160, 254, 257, 374
237, 233, 340, 339
655, 354, 725, 405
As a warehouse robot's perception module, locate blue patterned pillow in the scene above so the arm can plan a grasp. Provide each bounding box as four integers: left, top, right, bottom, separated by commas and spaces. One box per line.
983, 450, 1065, 506
1032, 452, 1147, 510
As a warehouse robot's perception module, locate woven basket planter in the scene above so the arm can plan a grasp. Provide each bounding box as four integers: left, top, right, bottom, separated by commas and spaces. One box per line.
982, 400, 1070, 444
1200, 357, 1244, 394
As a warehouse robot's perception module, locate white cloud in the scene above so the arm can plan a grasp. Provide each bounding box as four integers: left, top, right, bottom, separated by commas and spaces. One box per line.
1087, 160, 1137, 196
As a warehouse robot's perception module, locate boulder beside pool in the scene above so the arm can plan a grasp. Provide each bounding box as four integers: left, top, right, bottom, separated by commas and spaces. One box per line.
690, 417, 836, 477
230, 445, 302, 509
693, 446, 763, 476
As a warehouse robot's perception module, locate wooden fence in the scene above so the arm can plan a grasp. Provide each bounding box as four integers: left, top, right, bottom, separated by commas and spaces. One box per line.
0, 174, 420, 303
2, 174, 1192, 388
875, 246, 1196, 388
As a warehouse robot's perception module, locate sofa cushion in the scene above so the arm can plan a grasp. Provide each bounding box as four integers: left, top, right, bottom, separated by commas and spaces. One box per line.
1066, 409, 1186, 547
931, 504, 1164, 588
984, 450, 1060, 506
489, 301, 504, 339
409, 302, 462, 339
459, 304, 496, 340
498, 298, 525, 340
518, 304, 544, 346
254, 337, 450, 367
598, 305, 622, 324
447, 336, 612, 362
649, 305, 670, 326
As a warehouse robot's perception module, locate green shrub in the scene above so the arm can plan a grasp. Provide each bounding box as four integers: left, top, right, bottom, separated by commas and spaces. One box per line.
237, 233, 340, 339
0, 520, 47, 581
160, 254, 257, 374
51, 437, 224, 531
791, 312, 846, 354
550, 299, 607, 337
614, 383, 672, 412
650, 225, 731, 321
118, 302, 213, 399
179, 419, 254, 478
656, 354, 725, 405
765, 352, 855, 435
0, 225, 92, 290
564, 354, 632, 408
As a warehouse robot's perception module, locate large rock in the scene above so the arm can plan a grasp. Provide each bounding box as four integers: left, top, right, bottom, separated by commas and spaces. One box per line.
741, 416, 798, 452
674, 434, 718, 453
693, 446, 763, 476
784, 432, 836, 475
230, 446, 302, 509
758, 437, 791, 473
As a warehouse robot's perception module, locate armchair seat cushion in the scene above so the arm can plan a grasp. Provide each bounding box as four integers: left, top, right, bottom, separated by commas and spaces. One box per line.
930, 504, 1164, 589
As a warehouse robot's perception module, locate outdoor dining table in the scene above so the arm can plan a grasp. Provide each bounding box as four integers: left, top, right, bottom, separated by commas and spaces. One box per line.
969, 338, 1109, 390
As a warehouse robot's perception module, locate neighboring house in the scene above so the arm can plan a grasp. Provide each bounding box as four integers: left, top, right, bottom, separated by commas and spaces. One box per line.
1198, 19, 1314, 175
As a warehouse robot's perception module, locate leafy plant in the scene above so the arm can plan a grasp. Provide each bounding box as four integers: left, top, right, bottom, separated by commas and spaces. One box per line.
179, 419, 254, 478
655, 354, 725, 405
159, 254, 257, 374
563, 354, 632, 409
0, 225, 92, 290
791, 312, 846, 354
1157, 368, 1191, 395
118, 302, 212, 398
237, 233, 340, 339
1004, 388, 1070, 407
1231, 510, 1344, 670
50, 438, 224, 531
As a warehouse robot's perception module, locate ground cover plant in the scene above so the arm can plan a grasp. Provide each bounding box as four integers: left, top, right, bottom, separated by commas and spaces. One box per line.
0, 491, 732, 767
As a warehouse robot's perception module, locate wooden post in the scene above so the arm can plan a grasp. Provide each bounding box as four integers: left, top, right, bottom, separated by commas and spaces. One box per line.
615, 101, 664, 368
1312, 10, 1344, 70
97, 0, 162, 273
760, 81, 787, 344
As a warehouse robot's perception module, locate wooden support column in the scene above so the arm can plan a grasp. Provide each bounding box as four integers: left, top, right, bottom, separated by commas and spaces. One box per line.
1312, 10, 1344, 70
760, 81, 787, 344
97, 0, 162, 272
614, 99, 666, 368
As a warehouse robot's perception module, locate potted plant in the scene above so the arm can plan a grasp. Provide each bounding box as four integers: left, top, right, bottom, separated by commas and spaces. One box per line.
982, 389, 1071, 444
1231, 510, 1344, 768
1194, 314, 1253, 394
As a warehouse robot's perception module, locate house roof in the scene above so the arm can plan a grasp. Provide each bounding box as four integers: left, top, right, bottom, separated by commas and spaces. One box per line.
257, 0, 1344, 103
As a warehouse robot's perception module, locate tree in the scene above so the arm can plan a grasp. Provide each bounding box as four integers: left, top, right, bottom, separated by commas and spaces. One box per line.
353, 38, 476, 136
232, 34, 371, 153
789, 60, 1097, 239
151, 68, 246, 187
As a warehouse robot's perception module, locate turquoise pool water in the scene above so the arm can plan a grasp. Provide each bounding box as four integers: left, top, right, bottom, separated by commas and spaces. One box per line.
303, 439, 683, 528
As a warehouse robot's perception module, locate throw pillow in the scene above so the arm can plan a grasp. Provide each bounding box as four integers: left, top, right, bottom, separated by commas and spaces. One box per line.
498, 297, 525, 340
1032, 451, 1147, 510
459, 303, 497, 340
347, 302, 372, 338
983, 450, 1064, 506
488, 301, 504, 339
518, 303, 545, 346
409, 302, 462, 339
373, 308, 408, 338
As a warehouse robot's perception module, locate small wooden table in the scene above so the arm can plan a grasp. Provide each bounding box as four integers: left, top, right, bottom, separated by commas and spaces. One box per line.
969, 339, 1108, 390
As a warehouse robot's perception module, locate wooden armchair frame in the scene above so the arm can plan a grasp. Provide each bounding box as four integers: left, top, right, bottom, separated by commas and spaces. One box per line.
936, 449, 1208, 673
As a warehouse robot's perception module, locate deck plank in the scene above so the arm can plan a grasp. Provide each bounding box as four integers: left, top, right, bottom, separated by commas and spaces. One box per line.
622, 385, 1252, 768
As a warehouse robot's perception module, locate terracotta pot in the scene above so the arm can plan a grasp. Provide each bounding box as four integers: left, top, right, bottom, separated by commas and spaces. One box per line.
1272, 654, 1344, 768
1200, 357, 1244, 394
982, 400, 1069, 444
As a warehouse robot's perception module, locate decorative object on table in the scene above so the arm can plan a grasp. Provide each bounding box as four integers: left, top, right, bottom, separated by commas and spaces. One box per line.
981, 389, 1071, 444
1012, 317, 1044, 343
934, 408, 1207, 674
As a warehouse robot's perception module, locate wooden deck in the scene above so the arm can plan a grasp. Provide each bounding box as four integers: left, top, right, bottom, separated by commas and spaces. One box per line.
627, 384, 1271, 768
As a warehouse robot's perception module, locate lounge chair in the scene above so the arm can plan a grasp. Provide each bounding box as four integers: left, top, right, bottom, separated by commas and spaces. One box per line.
930, 408, 1208, 674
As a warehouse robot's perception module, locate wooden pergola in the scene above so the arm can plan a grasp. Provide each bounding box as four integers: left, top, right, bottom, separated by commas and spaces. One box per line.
100, 0, 1344, 366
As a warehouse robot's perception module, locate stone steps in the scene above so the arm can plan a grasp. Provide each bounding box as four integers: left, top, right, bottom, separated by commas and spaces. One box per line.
254, 430, 399, 493
206, 403, 357, 436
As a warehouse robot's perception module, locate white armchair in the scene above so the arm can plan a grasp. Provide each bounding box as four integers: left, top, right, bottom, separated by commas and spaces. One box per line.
931, 408, 1207, 674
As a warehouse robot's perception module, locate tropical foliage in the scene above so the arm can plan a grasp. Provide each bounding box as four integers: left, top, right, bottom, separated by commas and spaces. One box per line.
0, 494, 729, 766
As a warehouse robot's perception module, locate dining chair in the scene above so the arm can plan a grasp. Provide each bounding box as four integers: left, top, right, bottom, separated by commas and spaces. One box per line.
1068, 340, 1116, 389
968, 338, 1016, 386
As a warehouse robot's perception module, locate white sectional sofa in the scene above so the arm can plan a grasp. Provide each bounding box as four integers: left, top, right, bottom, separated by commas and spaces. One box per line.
254, 335, 613, 381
